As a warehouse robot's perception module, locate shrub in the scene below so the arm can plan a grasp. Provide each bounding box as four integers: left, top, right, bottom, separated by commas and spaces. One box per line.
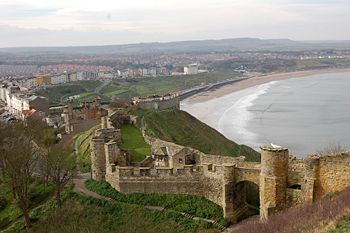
0, 197, 8, 211
238, 188, 350, 233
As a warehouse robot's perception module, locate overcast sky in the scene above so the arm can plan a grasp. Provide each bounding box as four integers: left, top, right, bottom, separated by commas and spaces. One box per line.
0, 0, 349, 47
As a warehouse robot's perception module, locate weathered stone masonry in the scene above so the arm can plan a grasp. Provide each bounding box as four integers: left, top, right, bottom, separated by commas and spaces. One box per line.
91, 114, 350, 222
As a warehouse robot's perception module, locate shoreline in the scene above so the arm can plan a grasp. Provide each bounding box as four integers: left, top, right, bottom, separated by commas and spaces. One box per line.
183, 68, 350, 104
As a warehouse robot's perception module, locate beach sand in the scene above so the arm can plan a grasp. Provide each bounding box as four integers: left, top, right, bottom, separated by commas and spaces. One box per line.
184, 68, 350, 104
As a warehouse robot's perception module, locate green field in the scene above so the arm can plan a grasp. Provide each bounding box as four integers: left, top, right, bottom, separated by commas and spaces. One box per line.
35, 72, 241, 105
101, 71, 240, 99
120, 124, 151, 163
141, 109, 260, 162
35, 80, 102, 105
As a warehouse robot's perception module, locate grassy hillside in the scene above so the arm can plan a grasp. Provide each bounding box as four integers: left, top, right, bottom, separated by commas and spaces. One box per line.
0, 181, 54, 230
101, 71, 240, 100
75, 125, 100, 172
141, 109, 260, 162
35, 80, 102, 105
14, 188, 220, 233
36, 72, 240, 106
328, 215, 350, 233
85, 180, 227, 225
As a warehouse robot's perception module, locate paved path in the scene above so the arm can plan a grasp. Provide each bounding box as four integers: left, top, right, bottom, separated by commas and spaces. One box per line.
73, 173, 112, 201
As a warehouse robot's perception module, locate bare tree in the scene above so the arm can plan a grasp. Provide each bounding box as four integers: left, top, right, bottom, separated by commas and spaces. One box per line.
0, 122, 38, 228
41, 145, 75, 208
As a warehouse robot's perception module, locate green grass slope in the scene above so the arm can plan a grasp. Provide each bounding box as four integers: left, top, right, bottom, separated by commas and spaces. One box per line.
101, 71, 240, 100
142, 109, 260, 162
120, 124, 151, 163
75, 125, 100, 172
26, 191, 220, 233
35, 80, 102, 105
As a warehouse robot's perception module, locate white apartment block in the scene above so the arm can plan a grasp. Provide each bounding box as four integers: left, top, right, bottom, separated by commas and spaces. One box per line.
184, 64, 199, 75
51, 74, 68, 85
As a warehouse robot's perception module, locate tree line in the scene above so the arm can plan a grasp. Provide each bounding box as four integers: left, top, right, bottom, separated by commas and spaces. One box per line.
0, 119, 75, 229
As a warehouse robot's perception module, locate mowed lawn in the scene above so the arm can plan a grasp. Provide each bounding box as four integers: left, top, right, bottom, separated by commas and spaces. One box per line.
120, 124, 151, 163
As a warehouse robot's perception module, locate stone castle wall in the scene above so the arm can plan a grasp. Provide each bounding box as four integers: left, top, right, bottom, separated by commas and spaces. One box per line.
91, 113, 350, 222
313, 153, 350, 199
288, 158, 305, 186
137, 97, 180, 110
105, 163, 235, 217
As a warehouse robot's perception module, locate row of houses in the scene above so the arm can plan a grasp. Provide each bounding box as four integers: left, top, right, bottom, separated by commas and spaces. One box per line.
17, 71, 116, 89
0, 83, 49, 120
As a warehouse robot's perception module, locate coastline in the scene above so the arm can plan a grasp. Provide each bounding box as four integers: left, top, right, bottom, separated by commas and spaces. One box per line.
183, 68, 350, 104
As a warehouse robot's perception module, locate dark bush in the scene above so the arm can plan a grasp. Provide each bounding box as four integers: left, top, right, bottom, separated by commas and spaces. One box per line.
0, 197, 8, 211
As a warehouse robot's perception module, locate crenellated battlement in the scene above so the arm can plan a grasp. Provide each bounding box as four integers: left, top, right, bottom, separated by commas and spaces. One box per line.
107, 163, 237, 180
91, 116, 350, 223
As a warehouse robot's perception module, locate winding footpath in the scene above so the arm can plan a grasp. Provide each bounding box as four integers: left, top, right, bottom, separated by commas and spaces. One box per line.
72, 172, 226, 231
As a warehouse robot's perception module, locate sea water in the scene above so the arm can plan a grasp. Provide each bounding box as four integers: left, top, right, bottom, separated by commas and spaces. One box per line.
181, 72, 350, 158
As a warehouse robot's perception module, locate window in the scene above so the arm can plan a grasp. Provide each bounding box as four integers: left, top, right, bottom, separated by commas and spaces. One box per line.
288, 184, 302, 190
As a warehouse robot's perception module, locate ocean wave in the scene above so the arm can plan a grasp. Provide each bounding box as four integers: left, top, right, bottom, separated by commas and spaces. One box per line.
217, 81, 278, 148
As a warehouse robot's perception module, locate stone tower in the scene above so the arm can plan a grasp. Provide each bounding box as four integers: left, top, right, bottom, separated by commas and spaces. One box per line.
90, 128, 123, 180
260, 146, 289, 219
90, 138, 106, 181
62, 100, 74, 134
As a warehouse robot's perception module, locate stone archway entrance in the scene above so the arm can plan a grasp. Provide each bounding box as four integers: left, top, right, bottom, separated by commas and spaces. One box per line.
232, 181, 260, 222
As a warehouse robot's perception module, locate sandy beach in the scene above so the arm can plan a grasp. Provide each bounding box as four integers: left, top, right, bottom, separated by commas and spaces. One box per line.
184, 68, 350, 104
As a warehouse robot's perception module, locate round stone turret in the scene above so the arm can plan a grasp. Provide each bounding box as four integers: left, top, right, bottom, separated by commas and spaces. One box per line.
260, 146, 289, 177
260, 146, 289, 219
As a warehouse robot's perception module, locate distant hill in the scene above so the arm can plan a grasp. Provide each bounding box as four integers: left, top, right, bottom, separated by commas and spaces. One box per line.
142, 109, 260, 162
2, 37, 350, 55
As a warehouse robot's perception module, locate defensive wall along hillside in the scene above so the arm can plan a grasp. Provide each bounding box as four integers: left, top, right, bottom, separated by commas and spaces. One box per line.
90, 113, 350, 222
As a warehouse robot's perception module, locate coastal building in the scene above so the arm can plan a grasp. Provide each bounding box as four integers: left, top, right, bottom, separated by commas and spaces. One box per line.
51, 73, 68, 85
132, 93, 180, 110
36, 74, 52, 85
9, 94, 49, 118
68, 72, 78, 82
0, 82, 49, 119
184, 64, 199, 75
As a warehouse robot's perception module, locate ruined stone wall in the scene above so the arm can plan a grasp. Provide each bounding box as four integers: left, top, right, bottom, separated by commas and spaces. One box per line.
106, 166, 203, 197
288, 158, 305, 186
138, 97, 179, 110
286, 189, 303, 207
105, 163, 235, 218
201, 154, 245, 166
91, 138, 106, 180
313, 153, 350, 199
90, 127, 121, 180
